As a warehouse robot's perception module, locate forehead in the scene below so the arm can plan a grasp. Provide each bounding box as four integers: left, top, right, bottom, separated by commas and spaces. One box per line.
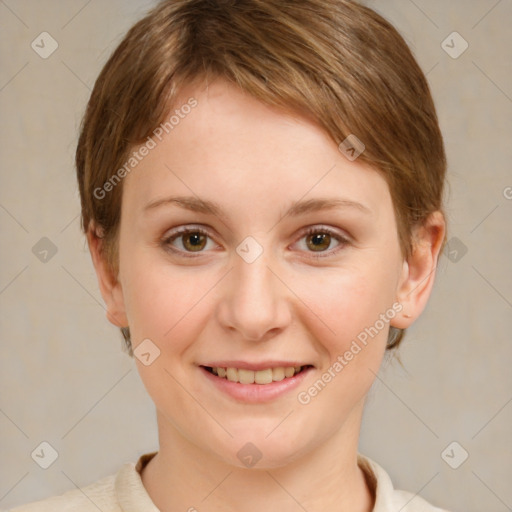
121, 79, 393, 223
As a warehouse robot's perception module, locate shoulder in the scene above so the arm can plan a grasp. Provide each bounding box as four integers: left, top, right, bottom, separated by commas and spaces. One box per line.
358, 454, 452, 512
7, 472, 119, 512
7, 452, 160, 512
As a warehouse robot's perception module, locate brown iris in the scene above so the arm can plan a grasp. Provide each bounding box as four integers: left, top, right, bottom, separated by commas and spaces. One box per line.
306, 232, 331, 252
182, 232, 207, 252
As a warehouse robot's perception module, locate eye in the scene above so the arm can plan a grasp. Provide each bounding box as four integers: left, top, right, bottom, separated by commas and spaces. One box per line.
161, 224, 350, 259
162, 226, 217, 256
294, 226, 350, 258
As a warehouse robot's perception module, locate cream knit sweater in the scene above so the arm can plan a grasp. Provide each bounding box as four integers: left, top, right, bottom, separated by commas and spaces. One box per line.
8, 452, 450, 511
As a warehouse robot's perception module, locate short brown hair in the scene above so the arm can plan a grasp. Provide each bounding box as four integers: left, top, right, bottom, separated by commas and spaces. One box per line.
76, 0, 447, 355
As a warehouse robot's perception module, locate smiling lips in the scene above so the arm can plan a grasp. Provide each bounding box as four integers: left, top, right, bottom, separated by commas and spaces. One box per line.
204, 365, 309, 384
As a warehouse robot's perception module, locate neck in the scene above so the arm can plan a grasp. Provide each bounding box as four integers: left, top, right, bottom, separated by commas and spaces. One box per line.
141, 402, 374, 512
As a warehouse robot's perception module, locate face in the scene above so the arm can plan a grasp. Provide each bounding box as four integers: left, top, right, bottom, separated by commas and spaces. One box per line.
96, 79, 421, 468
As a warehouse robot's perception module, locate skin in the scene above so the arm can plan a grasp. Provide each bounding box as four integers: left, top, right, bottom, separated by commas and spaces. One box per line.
88, 78, 445, 512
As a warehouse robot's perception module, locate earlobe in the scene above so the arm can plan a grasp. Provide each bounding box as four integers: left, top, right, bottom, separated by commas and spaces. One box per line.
392, 211, 446, 329
86, 224, 128, 328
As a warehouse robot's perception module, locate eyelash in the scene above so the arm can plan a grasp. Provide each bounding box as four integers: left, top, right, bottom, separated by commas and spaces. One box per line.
162, 225, 350, 259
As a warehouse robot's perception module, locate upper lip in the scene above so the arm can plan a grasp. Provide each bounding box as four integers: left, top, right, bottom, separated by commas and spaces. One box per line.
201, 361, 312, 371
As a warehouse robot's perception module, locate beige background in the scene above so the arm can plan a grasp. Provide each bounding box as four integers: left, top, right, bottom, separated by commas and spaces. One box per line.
1, 1, 511, 511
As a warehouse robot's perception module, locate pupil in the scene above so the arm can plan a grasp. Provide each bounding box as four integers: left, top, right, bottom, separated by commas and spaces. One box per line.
189, 234, 201, 245
310, 233, 329, 251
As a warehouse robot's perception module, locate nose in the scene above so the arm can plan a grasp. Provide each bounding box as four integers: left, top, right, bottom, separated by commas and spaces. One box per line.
215, 244, 292, 342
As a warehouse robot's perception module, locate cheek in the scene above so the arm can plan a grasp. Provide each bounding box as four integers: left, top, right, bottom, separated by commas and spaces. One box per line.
120, 260, 213, 404
296, 264, 398, 353
292, 270, 394, 418
120, 251, 216, 356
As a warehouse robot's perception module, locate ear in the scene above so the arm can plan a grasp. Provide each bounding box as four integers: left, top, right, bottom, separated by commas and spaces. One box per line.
86, 224, 128, 328
391, 211, 446, 329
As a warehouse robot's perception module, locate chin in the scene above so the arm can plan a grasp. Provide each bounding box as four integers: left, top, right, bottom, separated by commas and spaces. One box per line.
207, 424, 315, 470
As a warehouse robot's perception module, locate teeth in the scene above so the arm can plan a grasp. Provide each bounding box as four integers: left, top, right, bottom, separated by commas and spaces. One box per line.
254, 368, 272, 384
226, 367, 238, 382
238, 368, 255, 384
210, 366, 303, 384
272, 367, 285, 382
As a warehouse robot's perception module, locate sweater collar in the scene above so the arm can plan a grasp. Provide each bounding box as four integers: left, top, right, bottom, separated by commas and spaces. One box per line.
116, 451, 395, 511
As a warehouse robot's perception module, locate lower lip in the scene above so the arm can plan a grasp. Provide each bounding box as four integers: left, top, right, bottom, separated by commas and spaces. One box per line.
200, 366, 313, 403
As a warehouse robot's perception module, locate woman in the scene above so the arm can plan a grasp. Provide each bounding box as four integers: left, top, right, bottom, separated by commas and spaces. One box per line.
12, 0, 450, 510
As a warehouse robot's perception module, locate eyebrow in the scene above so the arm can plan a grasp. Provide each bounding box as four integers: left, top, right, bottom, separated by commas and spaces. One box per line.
143, 195, 372, 219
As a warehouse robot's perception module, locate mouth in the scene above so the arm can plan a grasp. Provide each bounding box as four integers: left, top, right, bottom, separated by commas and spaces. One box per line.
201, 365, 313, 385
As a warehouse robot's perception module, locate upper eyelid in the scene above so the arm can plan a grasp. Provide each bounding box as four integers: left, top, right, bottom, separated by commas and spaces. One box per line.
163, 224, 348, 240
